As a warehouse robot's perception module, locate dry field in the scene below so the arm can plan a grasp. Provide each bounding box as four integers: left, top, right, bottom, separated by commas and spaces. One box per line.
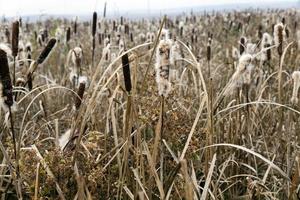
0, 8, 300, 199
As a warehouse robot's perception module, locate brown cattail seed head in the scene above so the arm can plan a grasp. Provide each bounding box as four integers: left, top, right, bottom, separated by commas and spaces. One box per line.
265, 44, 271, 61
92, 12, 97, 36
75, 82, 85, 110
12, 21, 19, 57
66, 27, 71, 43
74, 19, 77, 34
0, 49, 13, 107
274, 23, 284, 56
207, 37, 212, 61
121, 53, 132, 92
37, 38, 56, 65
240, 37, 246, 55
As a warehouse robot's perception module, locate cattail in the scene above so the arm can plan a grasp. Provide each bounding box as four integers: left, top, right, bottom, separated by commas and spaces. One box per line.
261, 33, 272, 62
121, 53, 132, 92
155, 39, 172, 97
274, 23, 285, 56
66, 27, 71, 43
113, 20, 116, 31
92, 12, 97, 36
74, 17, 77, 34
74, 82, 85, 109
120, 16, 123, 25
258, 24, 263, 40
103, 2, 107, 18
130, 32, 134, 42
224, 54, 254, 96
11, 21, 19, 57
207, 37, 212, 61
5, 27, 10, 43
281, 17, 286, 25
240, 37, 246, 55
37, 38, 56, 65
291, 71, 300, 104
0, 49, 13, 107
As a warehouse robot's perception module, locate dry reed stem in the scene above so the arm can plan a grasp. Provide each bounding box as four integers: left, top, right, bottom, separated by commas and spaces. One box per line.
200, 153, 216, 200
32, 145, 66, 200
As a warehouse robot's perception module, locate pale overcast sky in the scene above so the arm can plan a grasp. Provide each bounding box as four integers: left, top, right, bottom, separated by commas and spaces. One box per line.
0, 0, 296, 17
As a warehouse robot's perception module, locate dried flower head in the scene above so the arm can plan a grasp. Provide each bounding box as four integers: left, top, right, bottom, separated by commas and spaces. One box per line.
273, 22, 285, 56
155, 39, 173, 97
224, 54, 254, 96
11, 21, 19, 57
121, 53, 132, 92
37, 38, 56, 65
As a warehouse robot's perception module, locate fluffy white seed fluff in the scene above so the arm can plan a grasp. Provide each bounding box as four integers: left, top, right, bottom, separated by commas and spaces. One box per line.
224, 54, 254, 96
170, 41, 181, 65
246, 43, 256, 55
232, 47, 240, 59
260, 33, 272, 61
71, 47, 83, 67
291, 71, 300, 104
59, 129, 72, 151
102, 43, 111, 61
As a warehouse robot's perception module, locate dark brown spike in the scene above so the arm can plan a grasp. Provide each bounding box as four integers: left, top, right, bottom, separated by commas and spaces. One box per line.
66, 27, 71, 43
0, 49, 13, 106
37, 38, 56, 65
121, 53, 132, 92
277, 25, 283, 56
103, 2, 107, 18
240, 37, 246, 55
207, 44, 211, 62
92, 12, 97, 36
75, 82, 85, 110
74, 18, 77, 34
12, 21, 19, 57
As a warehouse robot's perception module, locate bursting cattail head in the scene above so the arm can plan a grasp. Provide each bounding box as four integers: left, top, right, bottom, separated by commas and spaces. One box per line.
92, 11, 97, 36
261, 33, 272, 61
121, 53, 132, 93
0, 49, 13, 108
71, 47, 83, 68
12, 20, 19, 57
291, 71, 300, 104
224, 54, 254, 96
37, 38, 56, 65
273, 22, 285, 56
155, 39, 173, 97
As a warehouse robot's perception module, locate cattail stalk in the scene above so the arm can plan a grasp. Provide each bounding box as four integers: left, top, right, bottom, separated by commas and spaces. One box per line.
206, 33, 214, 175
12, 21, 19, 85
0, 49, 22, 198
